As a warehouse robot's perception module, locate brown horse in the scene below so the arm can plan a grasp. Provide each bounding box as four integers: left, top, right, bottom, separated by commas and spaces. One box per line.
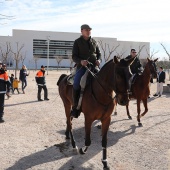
114, 58, 158, 127
57, 56, 135, 170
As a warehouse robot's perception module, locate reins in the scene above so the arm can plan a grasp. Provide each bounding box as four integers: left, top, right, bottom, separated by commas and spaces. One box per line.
85, 65, 117, 102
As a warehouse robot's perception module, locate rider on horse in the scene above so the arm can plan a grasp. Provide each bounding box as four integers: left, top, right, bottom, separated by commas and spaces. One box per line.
125, 49, 143, 93
71, 24, 101, 118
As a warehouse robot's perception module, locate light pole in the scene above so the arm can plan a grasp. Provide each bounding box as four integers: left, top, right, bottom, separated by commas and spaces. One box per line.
46, 36, 50, 75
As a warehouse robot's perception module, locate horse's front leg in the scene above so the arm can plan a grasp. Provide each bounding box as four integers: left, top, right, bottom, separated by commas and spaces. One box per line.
136, 100, 142, 127
64, 103, 78, 150
126, 102, 132, 119
101, 116, 111, 170
79, 118, 93, 154
140, 98, 148, 117
64, 103, 72, 139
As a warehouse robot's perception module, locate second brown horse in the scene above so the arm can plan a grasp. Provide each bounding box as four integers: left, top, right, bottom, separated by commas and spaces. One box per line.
114, 58, 158, 127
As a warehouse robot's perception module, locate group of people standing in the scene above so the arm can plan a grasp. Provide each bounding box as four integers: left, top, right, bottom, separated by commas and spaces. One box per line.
0, 62, 49, 123
7, 65, 29, 95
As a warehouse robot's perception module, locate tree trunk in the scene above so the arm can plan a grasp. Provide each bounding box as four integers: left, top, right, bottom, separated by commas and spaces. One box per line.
15, 60, 19, 77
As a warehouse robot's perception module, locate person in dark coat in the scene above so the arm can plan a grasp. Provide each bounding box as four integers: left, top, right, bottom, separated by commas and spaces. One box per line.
70, 24, 101, 118
9, 74, 14, 93
153, 66, 166, 97
0, 64, 10, 123
19, 65, 29, 94
125, 49, 143, 92
125, 49, 143, 74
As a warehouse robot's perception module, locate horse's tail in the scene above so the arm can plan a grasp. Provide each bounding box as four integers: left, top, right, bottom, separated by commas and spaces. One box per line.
57, 74, 67, 86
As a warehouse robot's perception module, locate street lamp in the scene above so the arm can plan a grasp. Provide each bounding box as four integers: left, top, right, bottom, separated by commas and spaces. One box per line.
46, 36, 50, 75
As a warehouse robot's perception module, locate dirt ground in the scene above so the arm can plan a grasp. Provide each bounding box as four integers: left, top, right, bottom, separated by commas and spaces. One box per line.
0, 70, 170, 170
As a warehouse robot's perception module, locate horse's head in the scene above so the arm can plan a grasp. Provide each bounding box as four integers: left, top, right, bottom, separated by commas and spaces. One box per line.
113, 56, 135, 106
147, 58, 158, 78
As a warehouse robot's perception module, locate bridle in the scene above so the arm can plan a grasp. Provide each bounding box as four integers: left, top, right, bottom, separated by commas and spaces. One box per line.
113, 64, 132, 96
85, 65, 116, 102
85, 61, 130, 105
148, 61, 157, 77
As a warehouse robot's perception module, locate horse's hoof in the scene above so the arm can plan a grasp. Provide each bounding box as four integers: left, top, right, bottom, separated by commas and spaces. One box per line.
73, 146, 79, 154
138, 122, 143, 127
65, 136, 70, 140
65, 132, 70, 139
97, 125, 101, 129
103, 166, 110, 170
128, 116, 132, 120
114, 112, 117, 116
79, 148, 86, 155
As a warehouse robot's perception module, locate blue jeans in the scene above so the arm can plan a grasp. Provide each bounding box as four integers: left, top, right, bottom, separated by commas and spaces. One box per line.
73, 67, 86, 90
21, 79, 27, 91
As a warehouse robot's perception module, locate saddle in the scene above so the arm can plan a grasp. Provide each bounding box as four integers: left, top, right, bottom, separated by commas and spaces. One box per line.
67, 66, 96, 86
67, 67, 76, 85
67, 66, 97, 110
131, 72, 142, 85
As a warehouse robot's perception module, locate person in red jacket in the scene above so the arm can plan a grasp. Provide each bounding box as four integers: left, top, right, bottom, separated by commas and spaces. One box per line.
0, 64, 10, 123
35, 65, 49, 101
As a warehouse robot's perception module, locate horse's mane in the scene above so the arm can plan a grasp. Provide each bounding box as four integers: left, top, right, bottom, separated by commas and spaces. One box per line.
100, 59, 113, 71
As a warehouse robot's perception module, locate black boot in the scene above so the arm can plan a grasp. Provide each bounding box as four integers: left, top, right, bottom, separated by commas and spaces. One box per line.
0, 112, 4, 123
70, 89, 81, 118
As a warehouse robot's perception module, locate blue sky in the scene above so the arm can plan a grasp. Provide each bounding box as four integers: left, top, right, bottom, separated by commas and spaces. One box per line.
1, 0, 170, 59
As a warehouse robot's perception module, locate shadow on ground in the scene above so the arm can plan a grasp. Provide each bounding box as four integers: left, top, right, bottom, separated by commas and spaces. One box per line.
6, 123, 137, 170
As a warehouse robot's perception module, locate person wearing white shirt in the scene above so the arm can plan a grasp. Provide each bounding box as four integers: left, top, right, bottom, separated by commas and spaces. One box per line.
153, 67, 165, 97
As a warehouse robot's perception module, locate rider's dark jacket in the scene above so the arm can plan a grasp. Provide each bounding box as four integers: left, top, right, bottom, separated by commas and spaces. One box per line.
125, 55, 142, 74
72, 36, 101, 68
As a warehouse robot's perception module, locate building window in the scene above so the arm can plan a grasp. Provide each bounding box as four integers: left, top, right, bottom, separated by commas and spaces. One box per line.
33, 39, 74, 59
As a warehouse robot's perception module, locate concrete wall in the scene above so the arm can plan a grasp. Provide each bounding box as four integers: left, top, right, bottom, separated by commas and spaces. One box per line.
0, 29, 150, 69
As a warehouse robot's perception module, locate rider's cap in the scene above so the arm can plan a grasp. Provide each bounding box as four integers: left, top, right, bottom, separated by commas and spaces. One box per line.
81, 24, 92, 30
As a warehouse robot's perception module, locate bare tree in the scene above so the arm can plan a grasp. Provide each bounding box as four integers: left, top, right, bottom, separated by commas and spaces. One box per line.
55, 56, 63, 70
33, 56, 39, 71
0, 13, 15, 25
27, 59, 32, 74
160, 43, 170, 80
68, 56, 74, 69
160, 43, 170, 61
10, 42, 24, 77
20, 51, 27, 65
0, 42, 11, 64
115, 48, 127, 59
146, 48, 159, 59
136, 45, 145, 58
0, 0, 15, 25
98, 40, 120, 63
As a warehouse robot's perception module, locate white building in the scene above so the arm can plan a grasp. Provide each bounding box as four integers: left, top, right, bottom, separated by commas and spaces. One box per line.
0, 29, 149, 69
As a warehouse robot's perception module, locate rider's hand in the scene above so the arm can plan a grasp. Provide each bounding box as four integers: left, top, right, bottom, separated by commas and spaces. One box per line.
81, 60, 88, 66
96, 60, 101, 66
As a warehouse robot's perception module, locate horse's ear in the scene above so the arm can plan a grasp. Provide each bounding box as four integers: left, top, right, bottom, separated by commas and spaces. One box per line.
154, 58, 158, 62
113, 55, 119, 63
147, 57, 151, 62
